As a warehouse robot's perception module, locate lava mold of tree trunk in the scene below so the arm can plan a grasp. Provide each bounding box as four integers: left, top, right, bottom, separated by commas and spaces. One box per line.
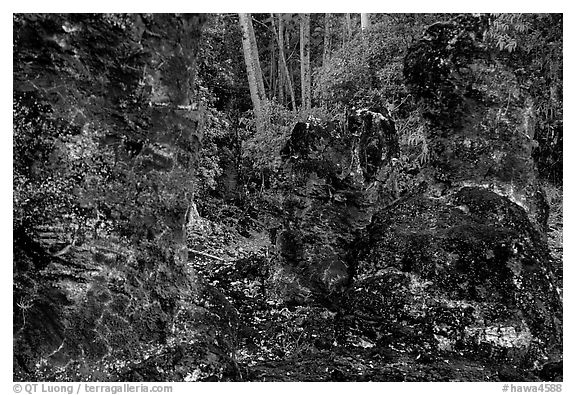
271, 109, 399, 304
13, 14, 239, 381
337, 14, 562, 372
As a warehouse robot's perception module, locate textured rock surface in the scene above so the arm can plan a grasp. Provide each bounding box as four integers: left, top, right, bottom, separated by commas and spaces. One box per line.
403, 15, 549, 234
337, 15, 562, 371
342, 187, 562, 366
13, 14, 238, 381
272, 110, 399, 301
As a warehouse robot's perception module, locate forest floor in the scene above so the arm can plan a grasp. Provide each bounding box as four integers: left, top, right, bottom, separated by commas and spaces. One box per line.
186, 185, 563, 382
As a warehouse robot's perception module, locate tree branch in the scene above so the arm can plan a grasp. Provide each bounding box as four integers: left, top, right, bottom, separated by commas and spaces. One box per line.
188, 249, 229, 262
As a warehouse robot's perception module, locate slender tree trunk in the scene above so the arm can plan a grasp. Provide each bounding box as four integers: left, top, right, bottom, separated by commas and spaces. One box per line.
270, 36, 276, 99
278, 57, 285, 105
323, 13, 332, 67
360, 13, 371, 89
272, 13, 297, 111
361, 13, 371, 32
286, 28, 298, 111
300, 13, 311, 111
247, 15, 266, 101
345, 13, 352, 41
238, 13, 263, 119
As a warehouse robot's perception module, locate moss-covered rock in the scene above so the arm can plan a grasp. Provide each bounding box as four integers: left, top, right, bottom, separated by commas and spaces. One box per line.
272, 109, 399, 301
13, 14, 238, 381
341, 187, 561, 368
335, 14, 562, 375
404, 15, 549, 234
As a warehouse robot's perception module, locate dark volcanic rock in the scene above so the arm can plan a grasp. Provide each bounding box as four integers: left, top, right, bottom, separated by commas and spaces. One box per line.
272, 110, 399, 301
13, 14, 238, 381
337, 15, 562, 372
342, 187, 561, 366
403, 15, 549, 234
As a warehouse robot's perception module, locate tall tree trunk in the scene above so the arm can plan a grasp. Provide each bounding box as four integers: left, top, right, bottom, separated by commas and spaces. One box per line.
285, 26, 298, 111
345, 13, 352, 41
247, 15, 266, 101
361, 13, 371, 32
300, 13, 311, 111
360, 13, 371, 88
239, 13, 265, 119
270, 35, 276, 99
323, 13, 332, 67
278, 57, 285, 105
272, 13, 297, 111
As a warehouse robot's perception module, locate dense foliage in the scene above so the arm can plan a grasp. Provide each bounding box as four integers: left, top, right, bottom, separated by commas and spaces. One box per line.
192, 13, 562, 202
488, 14, 563, 184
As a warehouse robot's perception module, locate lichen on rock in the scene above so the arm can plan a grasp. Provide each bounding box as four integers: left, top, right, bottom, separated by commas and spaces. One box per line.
343, 187, 561, 366
13, 13, 239, 381
272, 109, 399, 301
335, 14, 562, 370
